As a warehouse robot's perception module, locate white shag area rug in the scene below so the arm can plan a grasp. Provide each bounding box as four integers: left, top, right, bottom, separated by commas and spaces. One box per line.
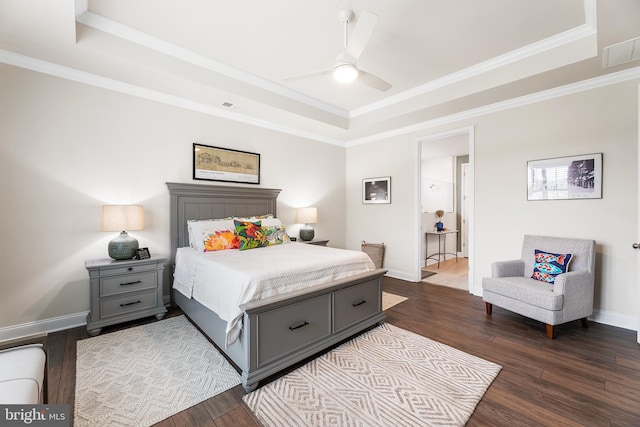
244, 323, 501, 426
75, 315, 241, 427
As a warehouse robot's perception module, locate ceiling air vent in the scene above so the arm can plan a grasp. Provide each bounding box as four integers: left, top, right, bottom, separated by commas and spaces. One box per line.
603, 36, 640, 68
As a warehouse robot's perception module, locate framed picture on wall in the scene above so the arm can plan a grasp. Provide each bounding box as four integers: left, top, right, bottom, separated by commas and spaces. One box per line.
363, 176, 391, 204
527, 153, 602, 200
193, 143, 260, 184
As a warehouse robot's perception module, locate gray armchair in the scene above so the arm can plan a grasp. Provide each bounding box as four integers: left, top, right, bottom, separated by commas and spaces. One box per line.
482, 235, 595, 339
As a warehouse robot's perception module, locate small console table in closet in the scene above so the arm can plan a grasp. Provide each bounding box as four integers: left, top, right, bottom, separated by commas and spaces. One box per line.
425, 230, 458, 269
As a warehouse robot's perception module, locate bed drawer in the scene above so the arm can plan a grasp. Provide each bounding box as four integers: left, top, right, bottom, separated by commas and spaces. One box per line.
333, 279, 381, 332
100, 271, 157, 297
100, 290, 158, 318
257, 294, 331, 366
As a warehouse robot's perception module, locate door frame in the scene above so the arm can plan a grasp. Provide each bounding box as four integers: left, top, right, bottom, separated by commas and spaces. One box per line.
461, 162, 470, 258
415, 125, 476, 294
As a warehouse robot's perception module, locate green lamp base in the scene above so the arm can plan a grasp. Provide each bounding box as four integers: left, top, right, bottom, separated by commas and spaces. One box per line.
299, 225, 315, 241
108, 231, 139, 260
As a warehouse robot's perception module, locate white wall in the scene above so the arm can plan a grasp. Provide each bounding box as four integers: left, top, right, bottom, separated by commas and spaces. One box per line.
0, 64, 347, 331
422, 156, 454, 213
1, 64, 638, 335
346, 80, 639, 329
346, 136, 417, 280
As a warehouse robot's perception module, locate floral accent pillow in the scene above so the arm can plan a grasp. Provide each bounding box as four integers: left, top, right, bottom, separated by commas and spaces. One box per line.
187, 218, 235, 251
531, 249, 573, 284
203, 229, 239, 252
262, 225, 291, 246
234, 220, 266, 250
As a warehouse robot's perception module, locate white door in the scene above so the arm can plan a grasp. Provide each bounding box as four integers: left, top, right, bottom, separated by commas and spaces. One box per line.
461, 163, 470, 258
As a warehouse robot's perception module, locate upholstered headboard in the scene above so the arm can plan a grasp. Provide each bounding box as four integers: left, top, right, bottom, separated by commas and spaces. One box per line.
166, 182, 281, 265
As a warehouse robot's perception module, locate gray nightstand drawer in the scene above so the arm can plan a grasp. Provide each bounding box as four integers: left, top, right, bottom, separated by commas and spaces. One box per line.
98, 262, 159, 276
101, 290, 158, 318
257, 294, 331, 366
100, 271, 156, 297
333, 279, 381, 332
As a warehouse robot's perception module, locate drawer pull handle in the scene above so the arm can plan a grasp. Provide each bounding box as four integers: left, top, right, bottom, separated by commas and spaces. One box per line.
289, 321, 309, 331
120, 300, 141, 307
120, 280, 142, 286
352, 300, 367, 307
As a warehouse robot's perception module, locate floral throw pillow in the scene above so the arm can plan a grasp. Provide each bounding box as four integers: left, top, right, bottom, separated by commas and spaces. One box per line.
203, 229, 239, 252
262, 225, 291, 246
234, 220, 266, 250
531, 249, 573, 284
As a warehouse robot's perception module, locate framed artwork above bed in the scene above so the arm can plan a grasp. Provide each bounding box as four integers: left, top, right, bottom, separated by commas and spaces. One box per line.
193, 143, 260, 184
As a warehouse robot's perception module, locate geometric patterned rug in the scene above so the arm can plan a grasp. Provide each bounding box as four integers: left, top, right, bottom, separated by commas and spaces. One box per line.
74, 315, 241, 427
243, 323, 501, 426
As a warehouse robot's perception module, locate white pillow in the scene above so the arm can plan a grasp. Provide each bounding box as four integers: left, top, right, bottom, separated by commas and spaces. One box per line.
235, 214, 274, 222
261, 218, 282, 227
187, 219, 235, 251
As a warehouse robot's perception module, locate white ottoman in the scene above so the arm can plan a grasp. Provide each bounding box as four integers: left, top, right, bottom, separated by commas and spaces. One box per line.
0, 344, 46, 404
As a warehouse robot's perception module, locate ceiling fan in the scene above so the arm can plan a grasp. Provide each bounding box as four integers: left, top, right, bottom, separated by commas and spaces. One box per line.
284, 9, 392, 91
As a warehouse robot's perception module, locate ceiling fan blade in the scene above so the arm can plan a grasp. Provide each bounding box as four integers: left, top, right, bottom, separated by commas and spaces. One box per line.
283, 69, 332, 82
346, 11, 377, 60
358, 69, 392, 92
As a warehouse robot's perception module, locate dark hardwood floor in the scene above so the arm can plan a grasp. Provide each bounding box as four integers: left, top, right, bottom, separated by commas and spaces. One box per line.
48, 277, 640, 426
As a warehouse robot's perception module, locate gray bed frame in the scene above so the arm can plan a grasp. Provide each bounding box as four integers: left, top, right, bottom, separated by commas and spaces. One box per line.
167, 182, 386, 392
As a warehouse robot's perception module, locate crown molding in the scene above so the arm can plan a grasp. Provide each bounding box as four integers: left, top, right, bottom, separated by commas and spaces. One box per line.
350, 0, 597, 118
346, 65, 640, 147
0, 49, 345, 147
75, 9, 350, 120
2, 47, 638, 150
75, 1, 597, 124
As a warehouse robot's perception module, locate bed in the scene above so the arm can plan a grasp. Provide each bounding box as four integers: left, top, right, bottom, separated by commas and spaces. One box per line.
167, 182, 386, 392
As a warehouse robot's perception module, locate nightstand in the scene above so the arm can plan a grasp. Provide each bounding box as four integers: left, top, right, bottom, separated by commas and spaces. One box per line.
85, 257, 167, 336
299, 239, 329, 246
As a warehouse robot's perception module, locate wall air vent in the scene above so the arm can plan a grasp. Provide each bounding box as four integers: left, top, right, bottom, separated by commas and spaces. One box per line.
603, 36, 640, 68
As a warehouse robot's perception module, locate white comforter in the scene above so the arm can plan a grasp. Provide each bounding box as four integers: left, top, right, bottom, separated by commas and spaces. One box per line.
173, 242, 376, 346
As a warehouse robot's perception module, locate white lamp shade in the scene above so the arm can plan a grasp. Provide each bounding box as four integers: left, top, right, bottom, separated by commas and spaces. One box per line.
102, 205, 144, 232
296, 207, 318, 224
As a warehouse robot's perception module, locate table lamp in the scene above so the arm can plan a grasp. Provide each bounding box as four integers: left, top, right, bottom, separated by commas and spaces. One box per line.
296, 207, 317, 241
102, 205, 144, 260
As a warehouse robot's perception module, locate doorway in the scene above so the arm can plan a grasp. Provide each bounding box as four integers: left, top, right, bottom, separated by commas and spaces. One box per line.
416, 126, 475, 294
461, 162, 470, 258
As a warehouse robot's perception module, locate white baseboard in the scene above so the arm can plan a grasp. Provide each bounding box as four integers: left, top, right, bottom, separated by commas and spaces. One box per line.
590, 308, 637, 331
385, 269, 418, 282
0, 311, 89, 343
1, 296, 172, 343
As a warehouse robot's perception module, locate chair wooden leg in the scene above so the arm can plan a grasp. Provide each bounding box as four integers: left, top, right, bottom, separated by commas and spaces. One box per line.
581, 317, 589, 329
485, 302, 492, 315
546, 324, 554, 339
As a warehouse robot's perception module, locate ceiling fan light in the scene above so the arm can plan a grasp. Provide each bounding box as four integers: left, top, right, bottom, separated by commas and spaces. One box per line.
333, 63, 358, 83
